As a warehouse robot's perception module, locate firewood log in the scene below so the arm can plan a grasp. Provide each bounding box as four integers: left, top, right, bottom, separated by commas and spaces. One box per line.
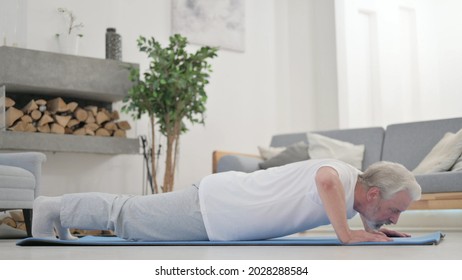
47, 97, 67, 113
50, 123, 65, 134
6, 107, 24, 127
66, 118, 80, 128
73, 108, 88, 122
54, 115, 72, 127
24, 123, 37, 132
30, 110, 42, 121
9, 211, 24, 222
37, 124, 51, 133
35, 99, 47, 106
21, 100, 38, 113
113, 129, 126, 137
84, 123, 99, 131
85, 128, 95, 136
17, 222, 26, 231
20, 114, 33, 124
111, 110, 120, 120
96, 111, 110, 125
99, 108, 112, 118
116, 121, 131, 130
85, 106, 98, 117
38, 113, 54, 127
5, 97, 15, 108
85, 112, 96, 124
9, 121, 26, 132
104, 122, 118, 131
96, 128, 111, 137
73, 127, 86, 136
1, 217, 17, 228
67, 102, 79, 112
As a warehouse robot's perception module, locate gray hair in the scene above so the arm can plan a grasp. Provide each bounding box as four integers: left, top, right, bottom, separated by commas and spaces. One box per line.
358, 161, 421, 201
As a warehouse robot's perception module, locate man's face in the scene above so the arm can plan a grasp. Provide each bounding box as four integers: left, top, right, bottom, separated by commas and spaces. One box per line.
363, 189, 413, 230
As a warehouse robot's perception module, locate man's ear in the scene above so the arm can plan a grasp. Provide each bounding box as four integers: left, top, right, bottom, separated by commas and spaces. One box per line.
366, 187, 381, 201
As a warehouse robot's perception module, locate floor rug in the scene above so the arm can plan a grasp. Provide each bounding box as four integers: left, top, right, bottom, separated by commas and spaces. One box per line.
16, 231, 444, 246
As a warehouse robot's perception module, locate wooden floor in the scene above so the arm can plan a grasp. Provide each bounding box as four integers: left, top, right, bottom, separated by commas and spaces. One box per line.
1, 230, 461, 260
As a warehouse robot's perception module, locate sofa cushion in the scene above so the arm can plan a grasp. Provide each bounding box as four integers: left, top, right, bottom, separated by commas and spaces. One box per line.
259, 142, 310, 169
270, 127, 384, 170
307, 133, 365, 170
413, 129, 462, 174
0, 165, 36, 208
451, 156, 462, 171
0, 165, 35, 190
257, 146, 286, 160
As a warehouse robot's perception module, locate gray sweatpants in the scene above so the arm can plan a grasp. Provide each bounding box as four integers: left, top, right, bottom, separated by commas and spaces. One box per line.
60, 185, 209, 241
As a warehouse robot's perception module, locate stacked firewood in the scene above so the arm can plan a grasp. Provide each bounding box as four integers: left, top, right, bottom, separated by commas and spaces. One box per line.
4, 97, 131, 137
0, 211, 26, 232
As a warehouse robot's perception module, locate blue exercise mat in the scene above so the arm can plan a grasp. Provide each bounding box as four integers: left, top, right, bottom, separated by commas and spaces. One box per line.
16, 231, 444, 246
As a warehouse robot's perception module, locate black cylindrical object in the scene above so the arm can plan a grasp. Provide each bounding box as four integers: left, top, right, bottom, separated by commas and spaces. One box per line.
106, 28, 122, 60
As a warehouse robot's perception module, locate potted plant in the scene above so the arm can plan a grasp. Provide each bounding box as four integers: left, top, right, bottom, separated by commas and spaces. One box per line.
55, 7, 84, 54
123, 34, 218, 193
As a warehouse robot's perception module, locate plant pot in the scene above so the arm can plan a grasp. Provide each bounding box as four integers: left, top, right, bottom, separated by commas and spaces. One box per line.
57, 34, 81, 55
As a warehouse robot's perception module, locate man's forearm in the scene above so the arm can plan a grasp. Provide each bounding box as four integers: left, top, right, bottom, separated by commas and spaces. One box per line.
315, 167, 352, 243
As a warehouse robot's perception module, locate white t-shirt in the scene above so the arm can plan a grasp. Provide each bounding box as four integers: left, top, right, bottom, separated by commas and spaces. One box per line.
198, 159, 360, 241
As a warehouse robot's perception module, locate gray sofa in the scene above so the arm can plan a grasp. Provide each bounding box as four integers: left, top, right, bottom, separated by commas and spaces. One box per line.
213, 118, 462, 210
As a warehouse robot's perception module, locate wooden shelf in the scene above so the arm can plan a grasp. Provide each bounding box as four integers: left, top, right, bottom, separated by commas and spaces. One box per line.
0, 131, 139, 155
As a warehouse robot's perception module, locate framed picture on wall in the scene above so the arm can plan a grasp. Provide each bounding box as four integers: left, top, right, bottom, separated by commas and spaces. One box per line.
171, 0, 245, 52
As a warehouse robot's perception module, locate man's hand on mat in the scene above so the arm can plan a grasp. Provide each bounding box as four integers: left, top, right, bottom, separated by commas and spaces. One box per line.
342, 229, 393, 244
378, 228, 411, 238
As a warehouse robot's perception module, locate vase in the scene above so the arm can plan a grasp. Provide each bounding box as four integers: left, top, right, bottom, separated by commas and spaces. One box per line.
105, 28, 122, 60
57, 34, 81, 55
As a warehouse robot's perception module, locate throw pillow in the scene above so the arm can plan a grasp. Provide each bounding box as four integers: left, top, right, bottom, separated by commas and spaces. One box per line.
307, 133, 365, 170
451, 155, 462, 172
257, 146, 286, 160
259, 141, 310, 169
413, 129, 462, 174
